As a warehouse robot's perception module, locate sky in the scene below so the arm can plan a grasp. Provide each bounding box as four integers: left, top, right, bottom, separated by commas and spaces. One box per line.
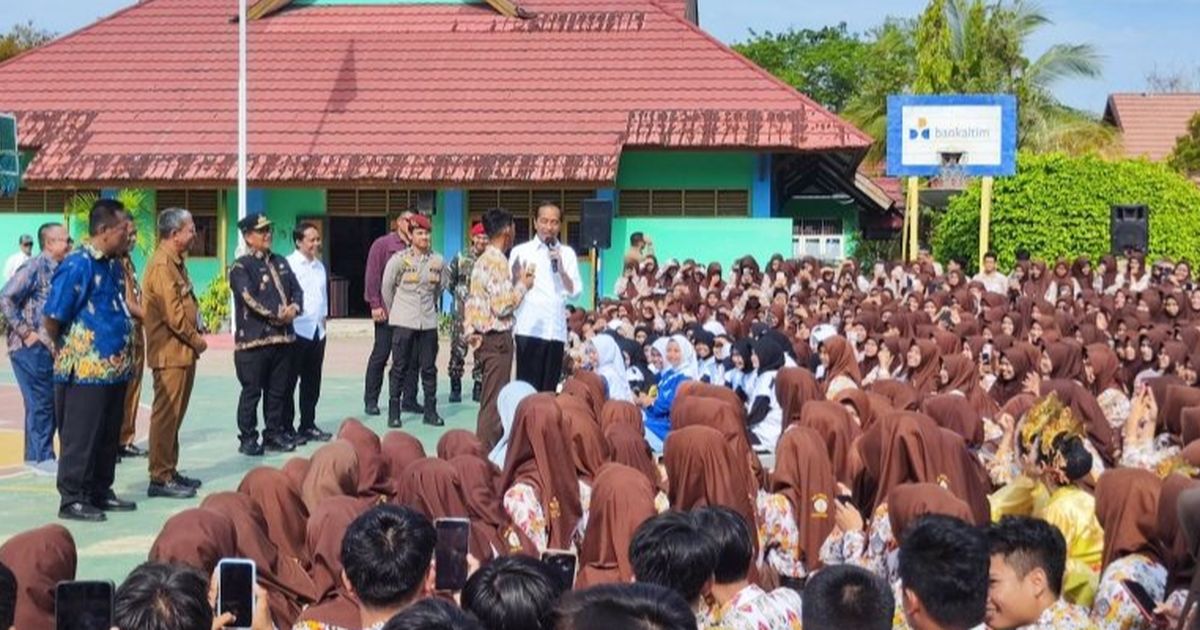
5, 0, 1200, 113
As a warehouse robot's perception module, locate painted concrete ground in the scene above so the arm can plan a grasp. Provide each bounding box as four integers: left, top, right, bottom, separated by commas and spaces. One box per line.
0, 331, 481, 583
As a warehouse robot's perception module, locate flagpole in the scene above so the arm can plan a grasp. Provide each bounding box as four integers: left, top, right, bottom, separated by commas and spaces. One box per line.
237, 0, 248, 223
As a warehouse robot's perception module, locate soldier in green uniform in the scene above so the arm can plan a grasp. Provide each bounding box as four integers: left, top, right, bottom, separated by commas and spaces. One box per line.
446, 222, 489, 403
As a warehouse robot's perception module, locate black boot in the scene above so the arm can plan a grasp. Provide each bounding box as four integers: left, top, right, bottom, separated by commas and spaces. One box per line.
388, 398, 403, 428
449, 379, 463, 403
423, 400, 445, 427
401, 398, 425, 414
472, 380, 483, 403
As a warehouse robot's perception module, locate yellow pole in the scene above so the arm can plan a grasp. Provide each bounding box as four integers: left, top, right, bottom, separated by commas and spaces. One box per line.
907, 176, 920, 262
979, 176, 994, 270
901, 196, 910, 262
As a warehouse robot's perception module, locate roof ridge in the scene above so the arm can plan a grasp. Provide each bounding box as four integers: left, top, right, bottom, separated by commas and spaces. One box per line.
639, 0, 872, 148
1109, 92, 1200, 98
0, 0, 158, 73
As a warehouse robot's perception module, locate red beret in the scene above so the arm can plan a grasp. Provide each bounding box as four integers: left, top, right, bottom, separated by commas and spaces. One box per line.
470, 222, 485, 237
409, 214, 432, 232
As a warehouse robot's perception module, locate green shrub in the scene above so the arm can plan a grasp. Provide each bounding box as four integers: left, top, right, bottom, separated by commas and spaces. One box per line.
932, 152, 1200, 273
198, 273, 231, 334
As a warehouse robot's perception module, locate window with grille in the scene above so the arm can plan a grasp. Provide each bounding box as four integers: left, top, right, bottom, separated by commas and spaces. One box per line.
466, 189, 589, 247
156, 189, 220, 258
792, 218, 844, 261
0, 189, 98, 214
617, 189, 749, 217
326, 189, 435, 216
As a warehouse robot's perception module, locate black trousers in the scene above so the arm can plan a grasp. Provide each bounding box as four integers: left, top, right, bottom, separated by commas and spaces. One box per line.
389, 327, 438, 407
515, 335, 565, 392
283, 335, 325, 431
55, 381, 127, 508
364, 322, 417, 406
234, 344, 292, 444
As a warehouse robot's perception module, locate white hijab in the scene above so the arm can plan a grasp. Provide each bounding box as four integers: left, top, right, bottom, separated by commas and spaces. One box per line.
591, 334, 634, 403
487, 381, 537, 468
668, 334, 699, 380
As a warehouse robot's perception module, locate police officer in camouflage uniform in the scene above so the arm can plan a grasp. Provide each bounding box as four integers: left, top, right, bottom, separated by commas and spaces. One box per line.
446, 222, 489, 403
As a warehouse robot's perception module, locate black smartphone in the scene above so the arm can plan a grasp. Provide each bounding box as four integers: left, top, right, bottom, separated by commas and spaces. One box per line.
435, 517, 471, 591
1122, 580, 1165, 626
836, 495, 854, 505
217, 558, 257, 629
541, 549, 578, 592
55, 580, 114, 630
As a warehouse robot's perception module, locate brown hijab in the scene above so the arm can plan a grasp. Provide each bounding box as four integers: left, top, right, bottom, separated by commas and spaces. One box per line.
909, 339, 942, 396
500, 394, 583, 550
770, 427, 837, 573
605, 424, 662, 490
775, 367, 824, 429
922, 394, 984, 448
1039, 379, 1117, 465
1095, 468, 1161, 571
1158, 474, 1200, 592
1161, 385, 1200, 437
381, 431, 428, 495
856, 412, 938, 511
867, 379, 920, 411
1045, 340, 1086, 382
238, 466, 311, 569
939, 354, 999, 419
149, 508, 238, 575
1085, 343, 1122, 396
559, 395, 612, 484
296, 496, 366, 630
600, 399, 644, 436
437, 429, 488, 461
201, 492, 318, 628
670, 394, 764, 493
798, 400, 861, 486
281, 457, 310, 495
664, 425, 758, 542
395, 458, 495, 562
562, 372, 606, 421
336, 418, 391, 497
576, 464, 659, 588
0, 525, 76, 630
301, 440, 360, 512
1182, 406, 1200, 446
822, 335, 862, 385
833, 388, 877, 430
887, 483, 973, 545
450, 455, 538, 557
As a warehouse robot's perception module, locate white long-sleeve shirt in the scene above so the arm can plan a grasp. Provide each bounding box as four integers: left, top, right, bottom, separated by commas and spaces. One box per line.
509, 238, 582, 343
286, 250, 327, 341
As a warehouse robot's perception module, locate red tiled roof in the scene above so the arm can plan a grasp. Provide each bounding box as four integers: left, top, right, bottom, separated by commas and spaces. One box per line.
1104, 93, 1200, 161
0, 0, 870, 186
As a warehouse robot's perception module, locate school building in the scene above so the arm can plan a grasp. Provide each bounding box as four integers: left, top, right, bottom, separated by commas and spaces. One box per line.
0, 0, 898, 313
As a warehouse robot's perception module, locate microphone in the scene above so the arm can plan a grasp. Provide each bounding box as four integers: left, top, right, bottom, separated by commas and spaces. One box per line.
546, 237, 559, 273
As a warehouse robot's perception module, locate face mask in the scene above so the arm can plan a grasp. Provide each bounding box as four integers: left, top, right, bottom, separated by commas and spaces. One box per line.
714, 344, 730, 361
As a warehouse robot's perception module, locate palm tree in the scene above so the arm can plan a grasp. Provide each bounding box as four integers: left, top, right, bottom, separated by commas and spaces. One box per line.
65, 189, 155, 256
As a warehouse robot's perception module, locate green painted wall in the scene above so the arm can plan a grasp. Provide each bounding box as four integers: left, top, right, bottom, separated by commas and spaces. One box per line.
222, 188, 327, 264
0, 212, 62, 264
615, 151, 755, 190
779, 198, 861, 257
597, 217, 793, 298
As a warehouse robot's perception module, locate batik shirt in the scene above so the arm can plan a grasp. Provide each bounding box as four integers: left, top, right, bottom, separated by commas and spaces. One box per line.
1091, 553, 1167, 630
819, 503, 898, 584
43, 243, 134, 385
756, 491, 808, 579
0, 253, 57, 352
463, 245, 526, 336
704, 584, 803, 630
1015, 598, 1093, 629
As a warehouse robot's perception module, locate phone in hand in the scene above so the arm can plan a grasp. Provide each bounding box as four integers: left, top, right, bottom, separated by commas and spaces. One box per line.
1122, 579, 1166, 627
55, 580, 113, 630
217, 558, 257, 629
434, 517, 471, 591
541, 549, 578, 592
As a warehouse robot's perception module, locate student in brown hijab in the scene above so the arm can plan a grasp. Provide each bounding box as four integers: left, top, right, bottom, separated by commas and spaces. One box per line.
238, 466, 311, 569
761, 426, 837, 581
1039, 378, 1118, 466
1162, 385, 1200, 436
833, 387, 877, 429
1158, 474, 1200, 612
922, 394, 984, 448
436, 429, 488, 462
605, 424, 663, 490
669, 394, 764, 494
336, 418, 391, 497
907, 339, 942, 396
201, 492, 317, 628
576, 464, 659, 588
149, 508, 238, 576
664, 425, 758, 541
855, 411, 938, 512
1091, 468, 1166, 628
500, 393, 583, 552
449, 454, 538, 557
281, 456, 310, 495
867, 379, 920, 411
775, 367, 824, 430
992, 344, 1036, 407
380, 430, 426, 495
559, 395, 611, 486
0, 524, 76, 630
821, 335, 862, 398
798, 400, 861, 487
562, 371, 606, 421
301, 440, 360, 513
1045, 340, 1086, 383
295, 495, 366, 630
1084, 342, 1128, 430
599, 399, 644, 436
1183, 407, 1200, 446
395, 458, 495, 562
887, 483, 972, 545
938, 354, 1000, 419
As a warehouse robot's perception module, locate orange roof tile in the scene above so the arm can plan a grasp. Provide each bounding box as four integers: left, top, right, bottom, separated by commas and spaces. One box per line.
1104, 93, 1200, 161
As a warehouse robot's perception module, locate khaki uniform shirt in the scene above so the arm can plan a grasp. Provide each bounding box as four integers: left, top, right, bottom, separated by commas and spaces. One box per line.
143, 245, 205, 368
382, 248, 446, 331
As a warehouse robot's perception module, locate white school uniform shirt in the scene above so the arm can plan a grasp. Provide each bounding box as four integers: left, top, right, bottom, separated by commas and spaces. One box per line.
509, 237, 583, 343
747, 369, 783, 449
286, 250, 328, 341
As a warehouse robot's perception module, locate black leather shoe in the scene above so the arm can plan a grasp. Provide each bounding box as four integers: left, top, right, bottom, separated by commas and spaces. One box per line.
172, 473, 202, 489
264, 438, 296, 453
285, 431, 308, 446
364, 403, 381, 416
239, 441, 265, 456
423, 410, 445, 427
472, 381, 482, 403
388, 416, 403, 428
94, 493, 137, 512
449, 379, 463, 403
298, 427, 332, 442
401, 400, 425, 414
119, 444, 147, 458
59, 502, 106, 522
148, 480, 197, 499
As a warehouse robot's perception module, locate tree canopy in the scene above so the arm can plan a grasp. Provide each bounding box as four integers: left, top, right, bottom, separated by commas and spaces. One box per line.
1168, 111, 1200, 179
731, 24, 871, 113
0, 22, 54, 64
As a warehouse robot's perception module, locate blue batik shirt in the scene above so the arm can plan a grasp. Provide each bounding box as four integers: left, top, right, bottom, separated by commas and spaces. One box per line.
0, 254, 58, 353
43, 243, 134, 385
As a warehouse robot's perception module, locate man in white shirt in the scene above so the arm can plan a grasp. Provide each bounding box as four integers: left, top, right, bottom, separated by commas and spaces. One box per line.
509, 202, 582, 392
973, 251, 1009, 295
284, 222, 332, 443
2, 234, 32, 282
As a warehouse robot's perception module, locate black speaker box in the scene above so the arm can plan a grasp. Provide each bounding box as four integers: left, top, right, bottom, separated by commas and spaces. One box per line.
581, 199, 614, 249
1110, 204, 1148, 254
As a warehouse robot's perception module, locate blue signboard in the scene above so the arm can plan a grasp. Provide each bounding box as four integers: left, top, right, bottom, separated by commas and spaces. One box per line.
886, 94, 1018, 177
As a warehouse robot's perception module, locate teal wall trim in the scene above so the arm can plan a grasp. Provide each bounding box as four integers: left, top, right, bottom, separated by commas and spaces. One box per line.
751, 154, 773, 218
441, 189, 465, 313
246, 189, 266, 215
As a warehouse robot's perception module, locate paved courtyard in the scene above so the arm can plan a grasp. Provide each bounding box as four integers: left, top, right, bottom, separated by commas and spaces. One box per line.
0, 322, 481, 583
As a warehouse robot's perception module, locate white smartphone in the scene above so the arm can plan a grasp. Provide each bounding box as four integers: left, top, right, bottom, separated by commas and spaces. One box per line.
217, 558, 257, 629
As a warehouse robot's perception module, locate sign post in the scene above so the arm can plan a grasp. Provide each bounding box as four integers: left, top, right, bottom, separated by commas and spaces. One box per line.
906, 177, 919, 262
979, 176, 994, 269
